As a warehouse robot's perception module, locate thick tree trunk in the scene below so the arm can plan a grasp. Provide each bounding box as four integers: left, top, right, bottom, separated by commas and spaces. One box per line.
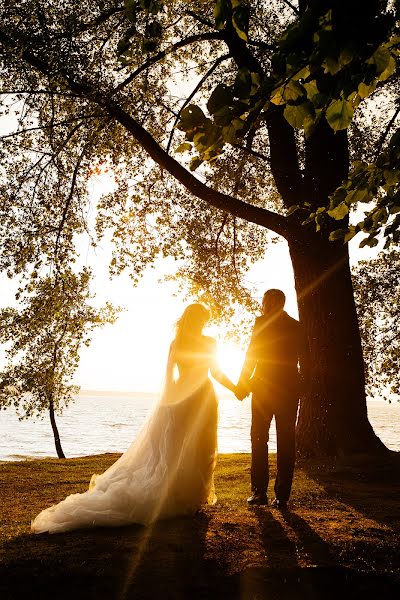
288, 231, 388, 457
49, 398, 66, 459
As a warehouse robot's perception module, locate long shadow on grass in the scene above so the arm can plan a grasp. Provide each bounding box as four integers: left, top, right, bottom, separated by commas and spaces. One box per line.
0, 513, 224, 600
301, 452, 400, 527
236, 507, 396, 600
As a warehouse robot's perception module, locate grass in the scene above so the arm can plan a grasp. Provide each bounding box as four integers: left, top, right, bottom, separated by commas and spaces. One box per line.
1, 452, 400, 599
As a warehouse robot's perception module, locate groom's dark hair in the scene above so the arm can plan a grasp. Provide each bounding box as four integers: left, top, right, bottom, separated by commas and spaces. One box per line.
263, 289, 285, 310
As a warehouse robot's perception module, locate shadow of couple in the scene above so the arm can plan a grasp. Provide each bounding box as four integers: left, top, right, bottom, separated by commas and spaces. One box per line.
0, 506, 397, 600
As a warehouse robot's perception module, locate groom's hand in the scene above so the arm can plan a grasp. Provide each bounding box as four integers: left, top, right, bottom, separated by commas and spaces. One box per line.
234, 385, 248, 401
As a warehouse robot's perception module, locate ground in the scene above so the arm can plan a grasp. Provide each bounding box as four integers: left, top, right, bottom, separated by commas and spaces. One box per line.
1, 453, 399, 599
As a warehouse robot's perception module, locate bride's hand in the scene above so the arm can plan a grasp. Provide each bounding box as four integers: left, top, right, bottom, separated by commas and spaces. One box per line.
234, 385, 247, 401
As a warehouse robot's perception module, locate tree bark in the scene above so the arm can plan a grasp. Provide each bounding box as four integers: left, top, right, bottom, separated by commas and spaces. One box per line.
267, 109, 388, 457
288, 230, 388, 456
49, 398, 66, 459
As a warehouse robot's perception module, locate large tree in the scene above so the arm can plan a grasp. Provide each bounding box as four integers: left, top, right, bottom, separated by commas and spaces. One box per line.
0, 1, 398, 456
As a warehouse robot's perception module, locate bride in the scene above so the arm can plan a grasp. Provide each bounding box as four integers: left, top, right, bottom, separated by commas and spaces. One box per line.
31, 303, 236, 533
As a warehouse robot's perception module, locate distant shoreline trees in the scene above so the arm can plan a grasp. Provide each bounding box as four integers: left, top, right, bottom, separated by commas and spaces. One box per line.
0, 268, 120, 458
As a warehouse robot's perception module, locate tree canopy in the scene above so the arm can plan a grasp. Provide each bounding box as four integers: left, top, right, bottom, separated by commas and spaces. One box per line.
0, 1, 398, 456
353, 250, 400, 402
0, 0, 398, 316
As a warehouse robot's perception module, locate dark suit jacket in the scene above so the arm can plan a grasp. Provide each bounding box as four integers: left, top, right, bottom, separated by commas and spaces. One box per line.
239, 311, 305, 400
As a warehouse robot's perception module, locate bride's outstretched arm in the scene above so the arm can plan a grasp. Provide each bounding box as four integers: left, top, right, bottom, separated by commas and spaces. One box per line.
209, 340, 236, 393
210, 363, 236, 392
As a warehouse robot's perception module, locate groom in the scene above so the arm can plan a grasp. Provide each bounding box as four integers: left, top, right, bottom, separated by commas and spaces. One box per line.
236, 289, 305, 509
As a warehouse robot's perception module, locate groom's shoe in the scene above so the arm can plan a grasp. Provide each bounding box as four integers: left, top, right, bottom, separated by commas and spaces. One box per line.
271, 498, 288, 511
247, 492, 268, 506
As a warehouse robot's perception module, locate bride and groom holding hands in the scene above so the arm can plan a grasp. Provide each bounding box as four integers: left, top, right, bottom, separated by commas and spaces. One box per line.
32, 289, 304, 534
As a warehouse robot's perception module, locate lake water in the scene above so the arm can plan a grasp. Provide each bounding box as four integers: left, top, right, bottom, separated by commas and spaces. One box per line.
1, 393, 399, 461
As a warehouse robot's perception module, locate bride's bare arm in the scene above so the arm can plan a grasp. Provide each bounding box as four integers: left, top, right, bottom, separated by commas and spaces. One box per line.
209, 339, 236, 392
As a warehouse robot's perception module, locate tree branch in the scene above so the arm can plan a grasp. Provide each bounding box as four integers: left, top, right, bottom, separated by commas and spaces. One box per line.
114, 32, 224, 93
184, 9, 277, 50
166, 53, 231, 154
374, 103, 400, 159
232, 143, 270, 162
281, 0, 300, 15
0, 114, 105, 140
1, 30, 289, 237
54, 152, 85, 263
0, 89, 80, 97
76, 5, 124, 34
103, 100, 288, 236
265, 106, 304, 207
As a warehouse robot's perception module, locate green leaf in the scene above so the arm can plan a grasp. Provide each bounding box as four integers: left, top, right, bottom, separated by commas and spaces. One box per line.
222, 123, 237, 144
234, 68, 252, 99
232, 4, 250, 42
379, 54, 396, 81
214, 0, 230, 29
323, 56, 341, 75
345, 188, 372, 204
329, 187, 347, 210
284, 102, 314, 129
344, 230, 357, 243
287, 205, 299, 216
177, 105, 207, 132
193, 132, 208, 151
175, 142, 192, 153
367, 46, 392, 79
357, 80, 377, 99
359, 236, 379, 248
323, 47, 353, 75
303, 79, 319, 100
304, 111, 321, 138
315, 212, 324, 232
329, 229, 347, 241
327, 202, 349, 220
207, 84, 233, 115
189, 157, 203, 171
384, 169, 399, 186
250, 72, 261, 95
270, 85, 286, 106
302, 212, 316, 225
271, 79, 306, 106
125, 0, 139, 23
283, 80, 306, 103
325, 99, 354, 131
372, 207, 387, 226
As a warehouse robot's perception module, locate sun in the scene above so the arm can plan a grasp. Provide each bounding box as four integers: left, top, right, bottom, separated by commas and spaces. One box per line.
216, 342, 246, 382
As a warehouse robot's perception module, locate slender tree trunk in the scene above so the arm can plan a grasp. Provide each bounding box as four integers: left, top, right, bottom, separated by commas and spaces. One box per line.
288, 231, 388, 457
49, 398, 66, 459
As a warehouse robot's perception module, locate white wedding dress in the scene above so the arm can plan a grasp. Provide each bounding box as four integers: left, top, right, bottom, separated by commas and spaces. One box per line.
31, 338, 218, 533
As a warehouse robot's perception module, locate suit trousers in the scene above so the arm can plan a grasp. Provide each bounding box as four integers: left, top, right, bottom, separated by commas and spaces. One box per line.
251, 390, 298, 501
